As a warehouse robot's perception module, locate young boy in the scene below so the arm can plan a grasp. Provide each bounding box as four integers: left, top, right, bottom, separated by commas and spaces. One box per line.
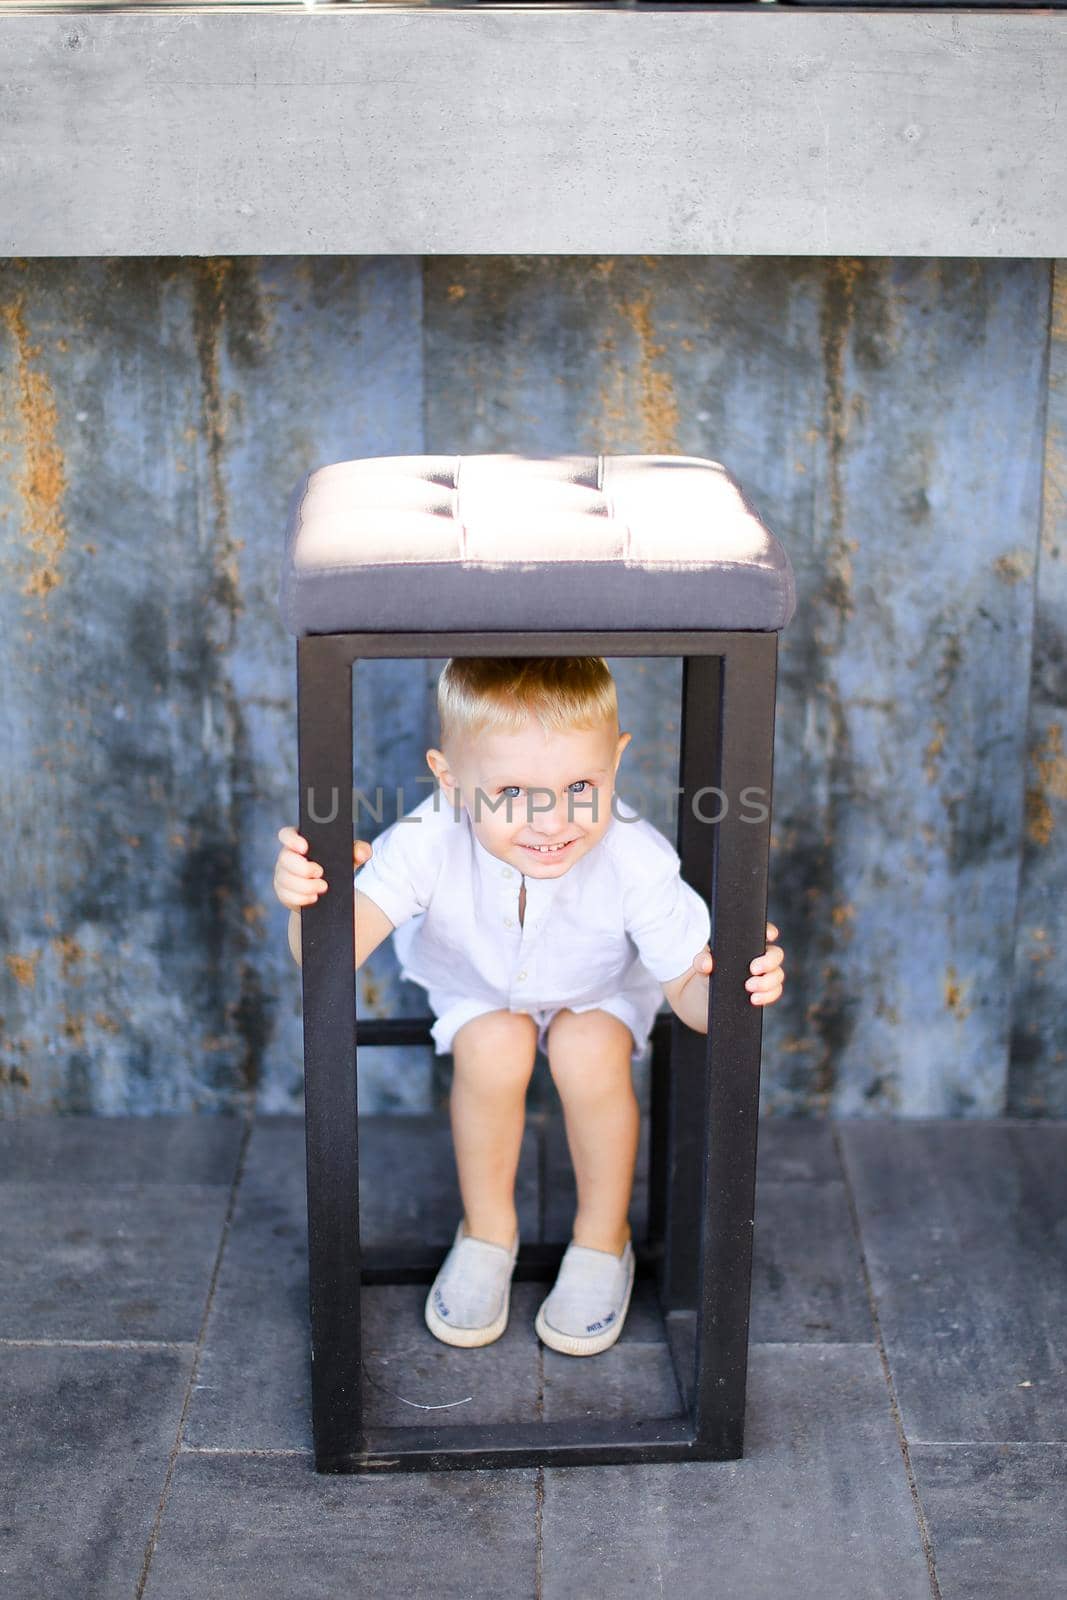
273, 657, 784, 1358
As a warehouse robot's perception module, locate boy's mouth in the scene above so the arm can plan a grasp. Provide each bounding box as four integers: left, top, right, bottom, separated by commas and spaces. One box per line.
518, 838, 578, 858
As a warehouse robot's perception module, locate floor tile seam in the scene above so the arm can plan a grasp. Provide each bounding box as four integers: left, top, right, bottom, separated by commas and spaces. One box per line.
908, 1446, 1067, 1459
134, 1109, 256, 1600
755, 1176, 851, 1186
831, 1121, 944, 1600
1, 1180, 242, 1193
535, 1291, 545, 1600
746, 1339, 879, 1349
535, 1465, 544, 1600
833, 1117, 1067, 1130
179, 1445, 314, 1458
0, 1338, 198, 1351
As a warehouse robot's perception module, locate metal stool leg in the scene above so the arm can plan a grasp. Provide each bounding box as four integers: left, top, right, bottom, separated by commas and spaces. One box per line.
297, 633, 363, 1471
659, 654, 724, 1322
645, 1012, 671, 1252
674, 635, 779, 1458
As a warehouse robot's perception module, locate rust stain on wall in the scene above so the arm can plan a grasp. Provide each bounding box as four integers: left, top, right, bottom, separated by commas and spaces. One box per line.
596, 271, 679, 455
993, 549, 1034, 584
804, 979, 848, 1113
944, 965, 972, 1020
61, 1012, 86, 1049
1025, 719, 1067, 847
1040, 271, 1066, 558
1026, 788, 1054, 850
0, 294, 70, 608
925, 719, 947, 784
5, 950, 40, 989
814, 260, 871, 640
50, 933, 87, 985
617, 288, 679, 454
1053, 267, 1067, 343
596, 341, 629, 452
192, 259, 244, 646
931, 632, 965, 706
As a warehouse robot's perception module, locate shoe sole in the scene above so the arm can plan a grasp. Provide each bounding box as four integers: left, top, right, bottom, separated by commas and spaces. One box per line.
424, 1278, 513, 1348
534, 1249, 636, 1357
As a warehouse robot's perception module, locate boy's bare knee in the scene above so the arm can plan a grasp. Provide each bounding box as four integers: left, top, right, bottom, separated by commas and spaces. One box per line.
453, 1008, 538, 1051
547, 1007, 632, 1051
545, 1008, 635, 1093
452, 1008, 539, 1071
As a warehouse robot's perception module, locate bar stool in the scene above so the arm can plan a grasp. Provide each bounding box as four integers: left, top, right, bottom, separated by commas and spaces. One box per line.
277, 452, 796, 1474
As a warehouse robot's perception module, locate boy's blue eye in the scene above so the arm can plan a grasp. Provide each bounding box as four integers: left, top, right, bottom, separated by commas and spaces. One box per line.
498, 780, 592, 798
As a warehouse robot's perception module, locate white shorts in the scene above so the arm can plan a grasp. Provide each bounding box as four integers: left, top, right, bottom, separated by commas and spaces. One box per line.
423, 979, 666, 1061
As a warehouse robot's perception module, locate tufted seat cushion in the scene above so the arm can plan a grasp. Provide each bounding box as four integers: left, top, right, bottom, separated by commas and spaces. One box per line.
277, 453, 796, 636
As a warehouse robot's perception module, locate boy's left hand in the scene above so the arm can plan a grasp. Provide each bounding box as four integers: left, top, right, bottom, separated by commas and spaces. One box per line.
692, 921, 785, 1007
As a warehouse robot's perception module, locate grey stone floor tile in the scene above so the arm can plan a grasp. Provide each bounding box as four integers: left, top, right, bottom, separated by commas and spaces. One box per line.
543, 1343, 684, 1422
182, 1122, 311, 1450
754, 1117, 845, 1182
838, 1120, 1067, 1442
143, 1452, 539, 1600
185, 1115, 540, 1450
541, 1343, 932, 1600
361, 1283, 544, 1431
752, 1179, 874, 1341
0, 1344, 192, 1600
911, 1442, 1067, 1600
0, 1182, 232, 1341
0, 1112, 243, 1185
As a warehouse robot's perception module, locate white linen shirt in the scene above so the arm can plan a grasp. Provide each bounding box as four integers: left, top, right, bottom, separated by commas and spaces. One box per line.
353, 789, 711, 1054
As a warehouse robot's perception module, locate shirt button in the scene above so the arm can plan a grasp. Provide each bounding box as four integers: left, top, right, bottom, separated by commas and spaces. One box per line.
517, 969, 528, 981
504, 917, 515, 927
501, 867, 513, 878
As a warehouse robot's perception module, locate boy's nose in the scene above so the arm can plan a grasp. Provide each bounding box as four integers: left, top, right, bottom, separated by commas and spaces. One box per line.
528, 797, 568, 831
528, 810, 577, 841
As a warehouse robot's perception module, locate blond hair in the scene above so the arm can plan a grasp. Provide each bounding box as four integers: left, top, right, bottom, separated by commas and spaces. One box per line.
436, 657, 618, 750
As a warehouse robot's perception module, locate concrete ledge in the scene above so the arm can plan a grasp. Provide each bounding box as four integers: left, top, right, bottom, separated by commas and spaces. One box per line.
1, 7, 1065, 256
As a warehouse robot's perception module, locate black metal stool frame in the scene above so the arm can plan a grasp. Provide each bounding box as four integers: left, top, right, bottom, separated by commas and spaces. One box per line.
296, 627, 778, 1474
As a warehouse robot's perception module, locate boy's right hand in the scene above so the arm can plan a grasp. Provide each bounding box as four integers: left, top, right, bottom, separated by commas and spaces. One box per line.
273, 826, 373, 911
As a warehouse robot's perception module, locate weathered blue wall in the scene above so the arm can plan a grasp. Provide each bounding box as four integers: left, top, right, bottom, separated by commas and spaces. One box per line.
1, 256, 1063, 1119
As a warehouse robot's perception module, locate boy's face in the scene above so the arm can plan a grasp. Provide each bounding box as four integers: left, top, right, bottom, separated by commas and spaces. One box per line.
425, 713, 632, 878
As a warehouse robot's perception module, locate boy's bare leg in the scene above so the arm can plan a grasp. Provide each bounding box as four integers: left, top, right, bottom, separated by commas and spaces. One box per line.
544, 1008, 639, 1257
449, 1009, 540, 1249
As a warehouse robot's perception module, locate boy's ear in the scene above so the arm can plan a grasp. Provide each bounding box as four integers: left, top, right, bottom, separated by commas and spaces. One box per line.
425, 747, 456, 791
614, 730, 633, 770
